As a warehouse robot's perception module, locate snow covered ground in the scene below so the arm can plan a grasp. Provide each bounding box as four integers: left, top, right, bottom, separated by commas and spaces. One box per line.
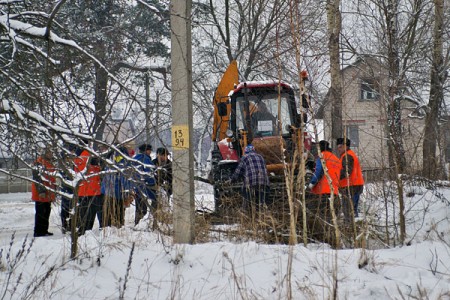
0, 181, 449, 299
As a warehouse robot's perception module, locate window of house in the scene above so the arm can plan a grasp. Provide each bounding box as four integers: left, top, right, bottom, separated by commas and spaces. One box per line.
360, 79, 379, 101
346, 125, 360, 147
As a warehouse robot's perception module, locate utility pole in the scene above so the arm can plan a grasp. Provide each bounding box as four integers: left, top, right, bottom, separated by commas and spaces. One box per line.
170, 0, 195, 243
155, 91, 159, 148
145, 72, 151, 143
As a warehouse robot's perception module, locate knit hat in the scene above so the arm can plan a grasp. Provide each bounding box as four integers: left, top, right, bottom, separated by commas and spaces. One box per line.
336, 138, 351, 147
156, 147, 168, 155
319, 140, 332, 152
118, 146, 129, 156
138, 144, 152, 152
244, 144, 255, 154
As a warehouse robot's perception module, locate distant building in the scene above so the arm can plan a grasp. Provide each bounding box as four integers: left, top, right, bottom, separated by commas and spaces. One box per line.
103, 117, 137, 150
322, 56, 448, 176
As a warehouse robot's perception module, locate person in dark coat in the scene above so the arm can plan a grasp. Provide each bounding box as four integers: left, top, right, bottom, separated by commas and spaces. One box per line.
31, 148, 56, 237
251, 101, 277, 137
132, 144, 157, 225
59, 146, 77, 234
152, 147, 173, 198
337, 138, 365, 222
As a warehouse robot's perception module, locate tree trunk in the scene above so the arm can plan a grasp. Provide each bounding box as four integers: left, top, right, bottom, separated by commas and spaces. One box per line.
93, 62, 109, 144
385, 0, 406, 175
70, 188, 80, 259
196, 112, 213, 176
423, 0, 444, 179
384, 0, 407, 243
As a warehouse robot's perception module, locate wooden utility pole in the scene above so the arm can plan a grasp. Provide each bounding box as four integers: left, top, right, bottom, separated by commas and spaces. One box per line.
145, 72, 151, 143
170, 0, 195, 243
326, 0, 343, 146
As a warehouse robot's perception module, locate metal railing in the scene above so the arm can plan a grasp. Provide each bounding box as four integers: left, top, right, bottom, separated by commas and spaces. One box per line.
0, 169, 32, 194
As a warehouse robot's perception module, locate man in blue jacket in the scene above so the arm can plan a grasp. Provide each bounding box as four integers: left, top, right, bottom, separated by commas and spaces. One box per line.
132, 144, 157, 225
101, 146, 132, 228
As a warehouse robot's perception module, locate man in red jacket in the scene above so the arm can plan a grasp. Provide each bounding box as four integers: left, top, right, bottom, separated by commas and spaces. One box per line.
74, 146, 102, 235
31, 148, 56, 237
337, 138, 365, 222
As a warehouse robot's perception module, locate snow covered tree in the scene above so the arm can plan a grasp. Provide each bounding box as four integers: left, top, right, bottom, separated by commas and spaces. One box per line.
423, 0, 448, 179
0, 0, 169, 155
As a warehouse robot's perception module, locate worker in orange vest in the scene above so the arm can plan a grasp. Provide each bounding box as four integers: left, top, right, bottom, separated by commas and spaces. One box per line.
306, 140, 341, 245
337, 137, 364, 222
31, 147, 57, 237
307, 140, 341, 196
74, 144, 102, 235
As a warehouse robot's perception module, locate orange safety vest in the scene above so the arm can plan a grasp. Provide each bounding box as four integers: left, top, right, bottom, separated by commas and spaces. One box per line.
339, 149, 364, 188
74, 150, 102, 196
31, 156, 56, 202
312, 151, 340, 195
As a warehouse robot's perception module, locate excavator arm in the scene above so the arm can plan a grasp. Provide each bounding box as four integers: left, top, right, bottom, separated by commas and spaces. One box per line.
212, 60, 239, 142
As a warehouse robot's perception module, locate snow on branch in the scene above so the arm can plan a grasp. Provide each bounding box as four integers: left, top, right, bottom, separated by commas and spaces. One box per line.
136, 0, 167, 18
0, 0, 22, 4
0, 12, 122, 84
0, 99, 90, 145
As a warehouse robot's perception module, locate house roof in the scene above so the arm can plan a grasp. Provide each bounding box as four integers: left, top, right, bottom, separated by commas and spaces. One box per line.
341, 54, 383, 73
103, 118, 137, 147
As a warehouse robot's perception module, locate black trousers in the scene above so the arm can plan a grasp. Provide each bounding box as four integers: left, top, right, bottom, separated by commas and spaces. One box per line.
305, 194, 340, 246
34, 201, 51, 235
60, 196, 73, 230
134, 187, 157, 225
78, 195, 103, 235
134, 194, 149, 225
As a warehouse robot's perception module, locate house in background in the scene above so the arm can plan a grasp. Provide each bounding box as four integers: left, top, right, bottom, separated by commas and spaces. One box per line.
103, 116, 137, 151
322, 56, 438, 176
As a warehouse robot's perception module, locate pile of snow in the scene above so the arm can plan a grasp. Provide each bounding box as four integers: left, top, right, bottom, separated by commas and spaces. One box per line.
0, 181, 449, 299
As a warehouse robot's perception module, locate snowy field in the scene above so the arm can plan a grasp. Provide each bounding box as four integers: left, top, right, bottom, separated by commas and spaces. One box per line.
0, 181, 449, 299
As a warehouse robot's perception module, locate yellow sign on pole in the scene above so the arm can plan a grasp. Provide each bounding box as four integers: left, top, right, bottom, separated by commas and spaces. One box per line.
172, 125, 189, 149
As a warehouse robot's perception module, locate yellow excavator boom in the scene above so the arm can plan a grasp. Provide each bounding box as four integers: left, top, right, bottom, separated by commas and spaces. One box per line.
212, 60, 239, 141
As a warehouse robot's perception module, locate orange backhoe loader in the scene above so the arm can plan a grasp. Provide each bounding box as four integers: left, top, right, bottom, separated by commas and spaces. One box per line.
210, 61, 314, 215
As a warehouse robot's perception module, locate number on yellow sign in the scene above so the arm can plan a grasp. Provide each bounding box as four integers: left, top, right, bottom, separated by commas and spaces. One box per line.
172, 125, 189, 149
174, 130, 184, 147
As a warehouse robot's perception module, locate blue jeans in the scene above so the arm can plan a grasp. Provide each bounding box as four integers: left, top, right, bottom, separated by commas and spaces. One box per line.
341, 185, 364, 221
352, 191, 362, 217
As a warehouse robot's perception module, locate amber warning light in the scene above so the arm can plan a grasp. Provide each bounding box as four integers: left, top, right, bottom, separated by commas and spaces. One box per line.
300, 70, 308, 80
